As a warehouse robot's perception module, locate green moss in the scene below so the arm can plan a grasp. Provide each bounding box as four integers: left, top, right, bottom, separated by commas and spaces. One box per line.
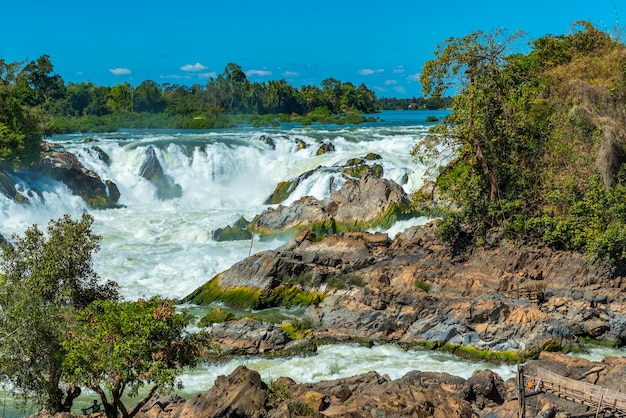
259, 285, 324, 309
325, 274, 365, 290
183, 278, 322, 310
415, 280, 430, 292
86, 196, 118, 209
265, 180, 297, 204
199, 307, 236, 327
403, 340, 526, 364
182, 277, 262, 309
251, 202, 417, 241
577, 336, 620, 349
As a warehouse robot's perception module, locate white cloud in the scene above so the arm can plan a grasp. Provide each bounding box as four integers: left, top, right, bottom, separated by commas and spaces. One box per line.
109, 68, 132, 76
393, 86, 407, 95
75, 71, 84, 76
359, 68, 384, 76
407, 73, 421, 82
282, 71, 300, 77
198, 72, 218, 79
393, 65, 405, 74
246, 69, 272, 77
180, 62, 208, 72
160, 74, 192, 80
384, 80, 398, 86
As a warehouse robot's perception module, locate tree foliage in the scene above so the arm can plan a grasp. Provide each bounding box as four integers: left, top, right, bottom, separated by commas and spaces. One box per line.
417, 22, 626, 263
62, 298, 208, 418
0, 58, 51, 169
0, 214, 120, 412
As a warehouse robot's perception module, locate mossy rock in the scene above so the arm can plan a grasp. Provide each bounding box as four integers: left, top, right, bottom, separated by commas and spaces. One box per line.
339, 163, 383, 179
86, 195, 119, 209
183, 276, 323, 309
265, 180, 297, 205
316, 141, 335, 156
364, 152, 382, 161
0, 171, 17, 199
252, 202, 416, 241
265, 169, 315, 204
199, 307, 237, 327
213, 216, 253, 241
295, 138, 307, 150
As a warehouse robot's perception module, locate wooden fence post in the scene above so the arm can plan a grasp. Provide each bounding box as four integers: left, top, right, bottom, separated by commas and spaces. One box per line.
518, 364, 525, 418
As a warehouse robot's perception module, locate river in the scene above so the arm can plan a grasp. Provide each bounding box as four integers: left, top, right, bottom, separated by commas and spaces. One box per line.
0, 110, 621, 416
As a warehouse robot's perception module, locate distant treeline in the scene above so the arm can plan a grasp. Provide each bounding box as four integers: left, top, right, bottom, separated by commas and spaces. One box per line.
377, 96, 453, 110
2, 55, 451, 134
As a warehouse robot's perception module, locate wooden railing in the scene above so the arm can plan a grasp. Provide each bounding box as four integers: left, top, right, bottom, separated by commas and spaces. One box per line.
519, 366, 626, 418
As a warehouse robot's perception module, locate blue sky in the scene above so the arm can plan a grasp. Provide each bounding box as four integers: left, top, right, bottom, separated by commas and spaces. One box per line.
2, 0, 625, 98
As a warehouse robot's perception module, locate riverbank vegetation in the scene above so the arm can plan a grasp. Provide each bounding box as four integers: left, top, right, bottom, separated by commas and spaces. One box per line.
0, 216, 209, 417
416, 21, 626, 265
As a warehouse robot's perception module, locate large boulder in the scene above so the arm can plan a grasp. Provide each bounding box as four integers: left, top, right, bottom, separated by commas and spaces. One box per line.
138, 146, 182, 200
209, 318, 291, 355
167, 366, 270, 418
36, 151, 120, 209
254, 175, 411, 236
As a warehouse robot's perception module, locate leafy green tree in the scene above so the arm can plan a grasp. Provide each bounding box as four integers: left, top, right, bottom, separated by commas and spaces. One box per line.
62, 297, 208, 418
0, 58, 50, 169
134, 80, 165, 113
15, 55, 66, 108
416, 22, 626, 263
107, 82, 134, 113
0, 214, 120, 413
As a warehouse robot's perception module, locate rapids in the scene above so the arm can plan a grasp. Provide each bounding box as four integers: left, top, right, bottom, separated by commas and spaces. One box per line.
0, 110, 624, 416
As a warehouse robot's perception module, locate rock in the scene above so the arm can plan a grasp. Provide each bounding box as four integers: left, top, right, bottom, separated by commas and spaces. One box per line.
36, 151, 120, 209
316, 141, 335, 155
259, 135, 276, 149
0, 171, 18, 200
209, 318, 291, 355
169, 366, 269, 418
138, 146, 182, 200
460, 369, 506, 409
264, 168, 316, 204
338, 159, 383, 179
295, 138, 307, 150
254, 176, 411, 236
213, 216, 253, 241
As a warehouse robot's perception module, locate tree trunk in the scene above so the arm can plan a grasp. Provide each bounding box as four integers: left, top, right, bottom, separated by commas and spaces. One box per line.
468, 76, 499, 201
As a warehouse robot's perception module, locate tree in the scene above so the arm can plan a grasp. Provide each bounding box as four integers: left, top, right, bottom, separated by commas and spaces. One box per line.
107, 82, 134, 113
415, 28, 549, 238
420, 29, 523, 203
0, 214, 120, 413
134, 80, 165, 113
15, 55, 66, 108
0, 58, 47, 169
62, 298, 208, 418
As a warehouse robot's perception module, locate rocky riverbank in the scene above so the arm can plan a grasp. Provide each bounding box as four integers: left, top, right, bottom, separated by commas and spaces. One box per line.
187, 221, 626, 358
31, 352, 626, 417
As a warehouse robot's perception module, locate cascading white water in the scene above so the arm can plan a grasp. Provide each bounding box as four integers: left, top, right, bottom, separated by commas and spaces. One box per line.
1, 112, 439, 299
0, 111, 623, 415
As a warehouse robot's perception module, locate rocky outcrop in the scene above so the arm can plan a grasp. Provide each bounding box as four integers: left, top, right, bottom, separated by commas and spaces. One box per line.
254, 175, 411, 236
36, 151, 120, 209
187, 221, 626, 355
133, 365, 476, 418
138, 146, 182, 200
209, 318, 291, 356
264, 155, 386, 205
